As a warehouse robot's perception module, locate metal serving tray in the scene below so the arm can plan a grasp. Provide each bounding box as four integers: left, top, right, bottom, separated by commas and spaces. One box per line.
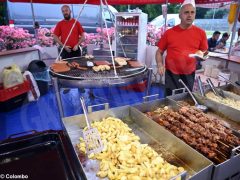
193, 89, 240, 125
0, 130, 86, 180
218, 84, 240, 96
62, 104, 213, 180
168, 92, 240, 131
167, 92, 240, 180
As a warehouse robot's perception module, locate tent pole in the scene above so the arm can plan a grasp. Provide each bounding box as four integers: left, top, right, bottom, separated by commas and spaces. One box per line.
100, 0, 103, 49
30, 0, 36, 36
164, 0, 168, 33
225, 0, 240, 69
211, 7, 216, 31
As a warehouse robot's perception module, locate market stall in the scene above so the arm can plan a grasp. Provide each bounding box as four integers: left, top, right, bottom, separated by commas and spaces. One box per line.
1, 0, 240, 180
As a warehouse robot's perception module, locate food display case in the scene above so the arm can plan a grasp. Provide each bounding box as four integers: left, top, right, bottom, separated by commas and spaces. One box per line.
114, 12, 148, 64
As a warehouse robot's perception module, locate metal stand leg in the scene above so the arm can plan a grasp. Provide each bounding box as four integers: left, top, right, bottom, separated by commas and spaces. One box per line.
53, 77, 64, 118
89, 89, 95, 99
87, 88, 109, 102
146, 68, 153, 97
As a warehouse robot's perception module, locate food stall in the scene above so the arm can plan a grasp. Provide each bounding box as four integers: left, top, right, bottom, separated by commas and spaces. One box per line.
1, 0, 240, 179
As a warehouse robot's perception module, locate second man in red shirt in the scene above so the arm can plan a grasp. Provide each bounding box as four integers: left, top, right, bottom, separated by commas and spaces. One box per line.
156, 1, 208, 96
53, 5, 85, 59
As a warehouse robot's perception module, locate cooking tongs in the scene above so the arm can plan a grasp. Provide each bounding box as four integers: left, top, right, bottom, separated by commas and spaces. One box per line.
206, 78, 225, 98
179, 79, 208, 112
197, 76, 205, 96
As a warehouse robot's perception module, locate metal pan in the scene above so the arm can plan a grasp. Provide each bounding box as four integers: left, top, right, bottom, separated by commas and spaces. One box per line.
0, 130, 86, 180
194, 89, 240, 124
218, 83, 240, 96
168, 92, 240, 132
62, 104, 213, 180
167, 92, 240, 180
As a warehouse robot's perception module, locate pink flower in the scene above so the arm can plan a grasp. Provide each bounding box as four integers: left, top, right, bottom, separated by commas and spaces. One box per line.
96, 27, 101, 33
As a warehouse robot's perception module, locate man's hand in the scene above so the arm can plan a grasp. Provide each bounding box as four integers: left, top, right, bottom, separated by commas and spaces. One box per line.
73, 45, 79, 51
64, 46, 72, 53
155, 49, 165, 76
158, 65, 165, 76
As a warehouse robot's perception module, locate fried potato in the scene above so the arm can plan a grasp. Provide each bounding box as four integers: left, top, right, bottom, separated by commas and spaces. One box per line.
77, 117, 185, 180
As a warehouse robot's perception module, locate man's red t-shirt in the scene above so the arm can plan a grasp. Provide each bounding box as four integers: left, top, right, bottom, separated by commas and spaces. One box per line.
54, 18, 84, 48
157, 25, 208, 74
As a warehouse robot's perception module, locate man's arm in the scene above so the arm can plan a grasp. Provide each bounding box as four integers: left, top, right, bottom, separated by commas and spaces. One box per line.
216, 42, 224, 49
53, 34, 71, 52
155, 49, 165, 76
73, 32, 85, 51
73, 32, 85, 50
53, 34, 63, 47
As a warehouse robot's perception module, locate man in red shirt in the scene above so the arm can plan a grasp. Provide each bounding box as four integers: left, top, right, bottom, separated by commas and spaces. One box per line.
53, 5, 85, 59
156, 1, 208, 96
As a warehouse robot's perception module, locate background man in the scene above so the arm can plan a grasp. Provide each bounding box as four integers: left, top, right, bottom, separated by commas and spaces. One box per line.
208, 31, 221, 51
155, 0, 208, 96
53, 5, 85, 59
216, 32, 230, 49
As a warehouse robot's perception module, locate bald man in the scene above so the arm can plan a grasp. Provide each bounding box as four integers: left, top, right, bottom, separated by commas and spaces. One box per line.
155, 3, 208, 96
53, 5, 85, 59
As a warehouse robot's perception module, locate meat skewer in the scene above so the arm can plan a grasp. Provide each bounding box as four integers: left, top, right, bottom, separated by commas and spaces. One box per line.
146, 105, 240, 164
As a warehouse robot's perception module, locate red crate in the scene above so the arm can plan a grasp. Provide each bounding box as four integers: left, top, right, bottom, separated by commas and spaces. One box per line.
121, 80, 147, 92
0, 80, 31, 102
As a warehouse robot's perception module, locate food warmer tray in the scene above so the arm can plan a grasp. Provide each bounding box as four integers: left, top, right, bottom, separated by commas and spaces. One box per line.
193, 88, 240, 124
62, 104, 213, 180
218, 84, 240, 96
167, 92, 240, 180
0, 130, 86, 180
168, 92, 240, 131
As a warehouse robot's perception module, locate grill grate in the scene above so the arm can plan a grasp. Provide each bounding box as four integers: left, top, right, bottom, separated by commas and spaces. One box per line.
49, 56, 148, 80
60, 67, 137, 78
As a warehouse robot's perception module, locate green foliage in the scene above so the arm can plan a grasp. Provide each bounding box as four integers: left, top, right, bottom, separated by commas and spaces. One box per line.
196, 8, 208, 19
0, 3, 4, 25
204, 9, 229, 19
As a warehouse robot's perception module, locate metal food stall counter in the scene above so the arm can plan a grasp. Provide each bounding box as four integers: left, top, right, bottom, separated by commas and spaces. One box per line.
62, 104, 213, 180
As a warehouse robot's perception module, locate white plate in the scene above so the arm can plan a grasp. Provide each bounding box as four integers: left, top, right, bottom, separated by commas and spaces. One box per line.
214, 49, 228, 54
189, 54, 208, 61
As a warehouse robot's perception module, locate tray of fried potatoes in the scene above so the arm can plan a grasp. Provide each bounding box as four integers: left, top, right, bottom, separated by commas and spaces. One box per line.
77, 117, 185, 180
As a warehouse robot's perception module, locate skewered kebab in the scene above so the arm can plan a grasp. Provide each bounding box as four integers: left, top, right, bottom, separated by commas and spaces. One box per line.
154, 112, 220, 160
146, 106, 240, 164
179, 107, 240, 145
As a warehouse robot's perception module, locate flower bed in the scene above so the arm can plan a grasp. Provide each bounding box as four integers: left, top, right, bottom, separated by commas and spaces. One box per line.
0, 26, 55, 52
0, 25, 164, 52
0, 26, 36, 51
36, 27, 55, 47
81, 27, 115, 48
147, 24, 167, 46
